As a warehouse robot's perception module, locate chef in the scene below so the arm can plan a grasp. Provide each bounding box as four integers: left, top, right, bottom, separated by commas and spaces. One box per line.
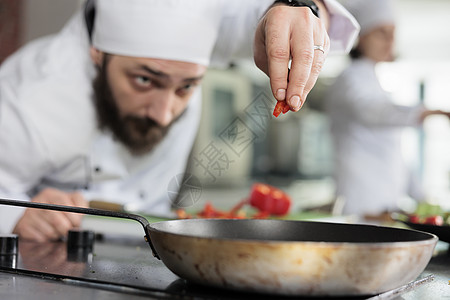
0, 0, 359, 241
324, 0, 450, 216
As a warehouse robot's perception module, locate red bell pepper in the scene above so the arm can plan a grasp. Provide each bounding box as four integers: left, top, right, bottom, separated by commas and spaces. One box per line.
273, 101, 290, 117
248, 183, 291, 216
176, 183, 292, 219
177, 202, 246, 219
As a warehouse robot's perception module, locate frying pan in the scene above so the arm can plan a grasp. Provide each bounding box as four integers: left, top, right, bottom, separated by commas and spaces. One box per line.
0, 198, 437, 296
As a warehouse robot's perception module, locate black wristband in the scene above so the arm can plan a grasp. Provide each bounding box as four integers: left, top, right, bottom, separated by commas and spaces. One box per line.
273, 0, 320, 18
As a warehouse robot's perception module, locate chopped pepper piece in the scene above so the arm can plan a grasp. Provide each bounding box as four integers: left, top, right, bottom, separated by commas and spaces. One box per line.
176, 183, 292, 219
273, 101, 290, 117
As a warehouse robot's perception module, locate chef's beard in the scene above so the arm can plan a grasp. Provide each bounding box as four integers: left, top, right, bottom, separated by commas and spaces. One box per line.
92, 56, 184, 156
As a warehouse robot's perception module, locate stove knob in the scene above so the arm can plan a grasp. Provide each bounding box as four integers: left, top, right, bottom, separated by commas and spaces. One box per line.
67, 229, 95, 249
0, 234, 18, 268
0, 234, 18, 255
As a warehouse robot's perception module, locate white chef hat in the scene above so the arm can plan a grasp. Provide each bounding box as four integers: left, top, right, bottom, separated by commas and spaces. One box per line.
92, 0, 223, 66
338, 0, 396, 36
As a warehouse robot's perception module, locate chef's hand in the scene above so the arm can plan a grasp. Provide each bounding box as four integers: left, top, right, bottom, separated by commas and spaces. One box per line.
13, 188, 88, 242
254, 1, 330, 112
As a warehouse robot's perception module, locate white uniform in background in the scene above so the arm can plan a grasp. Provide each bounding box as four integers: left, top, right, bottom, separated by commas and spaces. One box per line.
0, 0, 359, 233
324, 58, 425, 215
324, 0, 425, 216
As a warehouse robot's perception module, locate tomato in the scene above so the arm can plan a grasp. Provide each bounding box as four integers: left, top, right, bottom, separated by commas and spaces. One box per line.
424, 215, 444, 226
249, 183, 291, 216
273, 101, 290, 117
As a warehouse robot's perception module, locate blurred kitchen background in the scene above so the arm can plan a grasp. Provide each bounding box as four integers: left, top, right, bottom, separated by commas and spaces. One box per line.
1, 0, 449, 213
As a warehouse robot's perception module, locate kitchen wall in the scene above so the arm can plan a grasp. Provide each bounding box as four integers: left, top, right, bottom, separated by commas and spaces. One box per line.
20, 0, 82, 44
0, 0, 23, 63
0, 0, 82, 63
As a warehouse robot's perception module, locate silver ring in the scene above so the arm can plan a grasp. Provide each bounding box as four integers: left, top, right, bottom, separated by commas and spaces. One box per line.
313, 45, 325, 53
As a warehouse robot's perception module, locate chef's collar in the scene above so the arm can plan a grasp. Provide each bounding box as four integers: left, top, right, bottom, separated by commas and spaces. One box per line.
92, 0, 222, 66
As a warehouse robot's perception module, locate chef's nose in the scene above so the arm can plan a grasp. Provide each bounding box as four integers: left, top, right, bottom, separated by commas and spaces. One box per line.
146, 90, 175, 127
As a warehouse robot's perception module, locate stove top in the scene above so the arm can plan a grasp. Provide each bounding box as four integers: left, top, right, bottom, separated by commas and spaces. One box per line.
15, 237, 177, 292
1, 234, 448, 300
0, 234, 372, 300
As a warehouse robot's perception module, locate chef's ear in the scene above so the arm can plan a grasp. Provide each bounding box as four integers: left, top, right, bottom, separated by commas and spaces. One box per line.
90, 47, 104, 66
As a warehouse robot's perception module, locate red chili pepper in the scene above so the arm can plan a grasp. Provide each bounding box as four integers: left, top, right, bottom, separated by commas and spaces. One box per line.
273, 101, 290, 117
248, 183, 291, 216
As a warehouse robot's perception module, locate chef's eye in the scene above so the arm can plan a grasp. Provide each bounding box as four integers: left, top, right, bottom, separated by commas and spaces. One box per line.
182, 84, 193, 91
134, 76, 152, 87
177, 83, 197, 96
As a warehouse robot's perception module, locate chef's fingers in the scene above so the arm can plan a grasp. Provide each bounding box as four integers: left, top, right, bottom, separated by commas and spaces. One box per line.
67, 192, 88, 227
286, 13, 326, 111
33, 188, 84, 228
70, 192, 88, 208
17, 226, 48, 243
13, 209, 62, 242
254, 6, 329, 112
285, 16, 314, 111
260, 7, 291, 103
15, 189, 80, 241
33, 188, 72, 206
13, 219, 48, 243
45, 210, 76, 237
29, 209, 72, 240
299, 26, 330, 105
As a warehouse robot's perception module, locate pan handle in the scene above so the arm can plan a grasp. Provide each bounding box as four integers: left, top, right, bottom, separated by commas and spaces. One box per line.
0, 198, 160, 259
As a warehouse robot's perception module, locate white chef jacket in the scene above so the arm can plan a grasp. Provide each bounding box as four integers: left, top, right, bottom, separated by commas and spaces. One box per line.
324, 58, 425, 216
0, 0, 359, 233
